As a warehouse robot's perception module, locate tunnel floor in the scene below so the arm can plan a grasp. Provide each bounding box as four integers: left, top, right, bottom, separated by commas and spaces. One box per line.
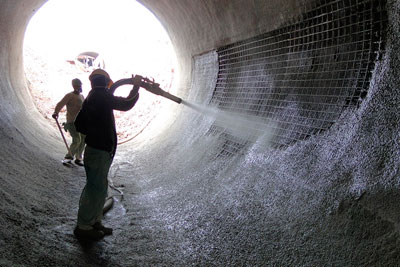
2, 125, 400, 266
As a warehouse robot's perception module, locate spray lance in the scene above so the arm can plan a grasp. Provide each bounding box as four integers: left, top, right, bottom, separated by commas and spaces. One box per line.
109, 75, 182, 104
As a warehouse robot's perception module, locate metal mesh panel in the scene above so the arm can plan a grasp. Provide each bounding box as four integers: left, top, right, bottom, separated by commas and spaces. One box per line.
211, 0, 387, 151
189, 52, 219, 104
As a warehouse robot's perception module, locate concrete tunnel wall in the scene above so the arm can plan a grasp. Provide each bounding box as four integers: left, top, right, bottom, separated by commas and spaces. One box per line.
1, 0, 400, 266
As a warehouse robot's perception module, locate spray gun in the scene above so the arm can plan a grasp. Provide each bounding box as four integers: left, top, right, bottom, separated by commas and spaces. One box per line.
109, 75, 182, 104
140, 77, 182, 104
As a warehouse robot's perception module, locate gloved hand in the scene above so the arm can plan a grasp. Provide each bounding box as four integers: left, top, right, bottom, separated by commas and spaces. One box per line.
132, 74, 143, 87
52, 113, 58, 119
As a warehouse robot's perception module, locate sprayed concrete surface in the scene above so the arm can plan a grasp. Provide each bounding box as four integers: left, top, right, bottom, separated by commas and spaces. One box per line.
1, 0, 400, 266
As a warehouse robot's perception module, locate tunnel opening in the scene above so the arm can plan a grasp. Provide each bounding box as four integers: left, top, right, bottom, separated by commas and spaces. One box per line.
23, 0, 178, 144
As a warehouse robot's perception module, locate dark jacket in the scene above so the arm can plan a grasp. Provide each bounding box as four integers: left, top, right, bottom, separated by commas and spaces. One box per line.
82, 85, 139, 156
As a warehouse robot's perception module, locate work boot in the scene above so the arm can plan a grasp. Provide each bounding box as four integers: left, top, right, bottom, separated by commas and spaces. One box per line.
64, 155, 73, 160
74, 159, 84, 166
73, 227, 104, 240
93, 222, 113, 235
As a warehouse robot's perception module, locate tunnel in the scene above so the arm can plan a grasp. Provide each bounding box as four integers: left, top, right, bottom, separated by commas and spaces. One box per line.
1, 0, 400, 266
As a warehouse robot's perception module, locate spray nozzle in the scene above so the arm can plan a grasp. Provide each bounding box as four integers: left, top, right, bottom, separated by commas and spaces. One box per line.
140, 77, 182, 104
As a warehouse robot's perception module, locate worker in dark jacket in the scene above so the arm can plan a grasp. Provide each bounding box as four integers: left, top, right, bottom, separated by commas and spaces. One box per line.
73, 69, 143, 240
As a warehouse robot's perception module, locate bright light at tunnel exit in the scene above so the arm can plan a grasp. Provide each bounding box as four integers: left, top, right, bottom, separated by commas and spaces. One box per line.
24, 0, 178, 143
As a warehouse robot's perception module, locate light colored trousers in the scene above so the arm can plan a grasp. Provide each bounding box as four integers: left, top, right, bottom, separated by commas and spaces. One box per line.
64, 122, 85, 160
77, 146, 113, 229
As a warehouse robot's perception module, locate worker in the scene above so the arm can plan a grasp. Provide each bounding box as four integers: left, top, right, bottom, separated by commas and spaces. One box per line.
73, 69, 143, 240
52, 78, 85, 165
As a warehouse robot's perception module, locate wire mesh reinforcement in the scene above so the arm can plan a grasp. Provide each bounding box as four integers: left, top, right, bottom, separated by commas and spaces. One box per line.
209, 0, 387, 153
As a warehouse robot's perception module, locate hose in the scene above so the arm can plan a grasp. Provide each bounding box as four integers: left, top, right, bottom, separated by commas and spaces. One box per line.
102, 185, 124, 215
109, 77, 182, 104
102, 165, 125, 214
102, 197, 114, 215
108, 78, 134, 95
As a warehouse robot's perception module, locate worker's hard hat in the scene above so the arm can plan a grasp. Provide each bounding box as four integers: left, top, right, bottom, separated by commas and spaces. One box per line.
71, 78, 82, 86
89, 69, 110, 81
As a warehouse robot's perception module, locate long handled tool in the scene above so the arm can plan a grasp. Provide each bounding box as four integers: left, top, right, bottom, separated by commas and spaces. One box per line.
54, 117, 72, 157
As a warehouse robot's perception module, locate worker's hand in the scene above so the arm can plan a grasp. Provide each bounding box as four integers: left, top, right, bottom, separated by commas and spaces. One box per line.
132, 74, 143, 87
107, 79, 114, 89
52, 113, 58, 119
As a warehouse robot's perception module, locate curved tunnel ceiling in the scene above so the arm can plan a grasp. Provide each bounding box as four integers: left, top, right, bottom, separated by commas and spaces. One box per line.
1, 0, 400, 265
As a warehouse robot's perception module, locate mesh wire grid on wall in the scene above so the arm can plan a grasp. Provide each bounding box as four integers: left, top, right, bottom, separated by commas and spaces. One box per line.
209, 0, 387, 154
